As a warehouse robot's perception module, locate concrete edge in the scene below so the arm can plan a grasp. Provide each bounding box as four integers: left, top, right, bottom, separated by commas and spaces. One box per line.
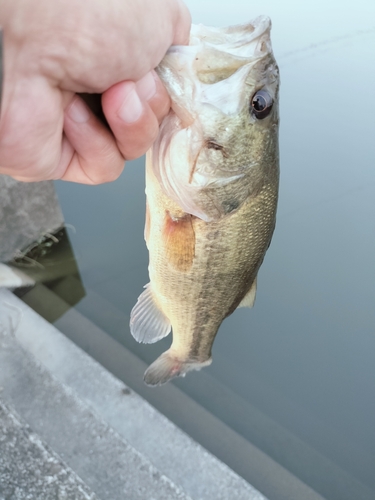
0, 399, 98, 500
0, 288, 267, 500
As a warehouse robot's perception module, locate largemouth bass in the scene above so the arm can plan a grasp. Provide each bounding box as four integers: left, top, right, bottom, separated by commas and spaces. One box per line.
130, 17, 279, 386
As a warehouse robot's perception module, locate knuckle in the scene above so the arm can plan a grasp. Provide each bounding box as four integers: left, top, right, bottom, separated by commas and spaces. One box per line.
90, 151, 124, 184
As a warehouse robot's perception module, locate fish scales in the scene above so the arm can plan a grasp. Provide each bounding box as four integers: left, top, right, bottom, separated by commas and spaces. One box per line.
146, 160, 278, 359
130, 17, 280, 385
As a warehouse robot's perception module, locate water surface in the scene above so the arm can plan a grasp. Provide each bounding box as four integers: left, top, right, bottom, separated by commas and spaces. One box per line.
51, 2, 375, 499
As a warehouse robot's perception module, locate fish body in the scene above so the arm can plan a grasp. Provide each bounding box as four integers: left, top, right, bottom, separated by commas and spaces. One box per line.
130, 17, 280, 386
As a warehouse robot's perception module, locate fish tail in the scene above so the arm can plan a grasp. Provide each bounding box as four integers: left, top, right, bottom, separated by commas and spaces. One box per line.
144, 349, 212, 387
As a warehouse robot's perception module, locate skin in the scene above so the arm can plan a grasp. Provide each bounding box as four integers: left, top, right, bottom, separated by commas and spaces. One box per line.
0, 0, 191, 183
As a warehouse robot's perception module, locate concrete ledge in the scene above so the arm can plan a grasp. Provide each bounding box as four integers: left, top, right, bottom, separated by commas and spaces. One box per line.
0, 263, 34, 288
0, 400, 97, 500
0, 289, 266, 500
0, 176, 64, 262
0, 293, 191, 500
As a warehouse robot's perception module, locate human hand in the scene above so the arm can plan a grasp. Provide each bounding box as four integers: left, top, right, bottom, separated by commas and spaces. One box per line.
0, 0, 190, 183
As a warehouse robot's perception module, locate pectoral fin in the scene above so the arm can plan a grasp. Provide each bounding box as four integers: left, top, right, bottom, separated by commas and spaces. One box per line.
130, 283, 171, 344
238, 277, 257, 308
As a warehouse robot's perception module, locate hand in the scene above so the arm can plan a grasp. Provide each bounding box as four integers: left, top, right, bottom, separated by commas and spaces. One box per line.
0, 0, 190, 183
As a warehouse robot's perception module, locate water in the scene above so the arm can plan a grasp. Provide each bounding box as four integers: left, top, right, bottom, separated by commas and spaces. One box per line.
31, 2, 375, 499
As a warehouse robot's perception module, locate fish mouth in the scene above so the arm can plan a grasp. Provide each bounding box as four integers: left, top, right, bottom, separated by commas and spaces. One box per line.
156, 16, 274, 123
190, 15, 272, 62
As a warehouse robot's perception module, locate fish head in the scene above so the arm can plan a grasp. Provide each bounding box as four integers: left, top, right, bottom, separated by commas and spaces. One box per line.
152, 17, 280, 222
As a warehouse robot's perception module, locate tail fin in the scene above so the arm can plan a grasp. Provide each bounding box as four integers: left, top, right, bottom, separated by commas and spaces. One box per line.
144, 349, 212, 386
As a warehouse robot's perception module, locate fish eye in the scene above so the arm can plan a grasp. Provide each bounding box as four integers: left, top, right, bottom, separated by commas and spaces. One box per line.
251, 90, 273, 119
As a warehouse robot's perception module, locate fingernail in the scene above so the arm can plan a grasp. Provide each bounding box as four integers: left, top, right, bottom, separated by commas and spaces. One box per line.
67, 97, 90, 123
136, 71, 157, 101
118, 86, 143, 123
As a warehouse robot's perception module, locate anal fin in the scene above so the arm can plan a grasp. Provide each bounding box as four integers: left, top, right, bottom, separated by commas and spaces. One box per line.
130, 283, 171, 344
238, 277, 257, 309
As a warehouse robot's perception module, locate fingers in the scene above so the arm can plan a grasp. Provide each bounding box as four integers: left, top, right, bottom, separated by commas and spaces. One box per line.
62, 71, 171, 182
0, 71, 125, 184
172, 0, 192, 45
61, 95, 125, 184
37, 0, 192, 90
0, 72, 170, 184
0, 76, 65, 182
136, 71, 170, 122
101, 71, 170, 161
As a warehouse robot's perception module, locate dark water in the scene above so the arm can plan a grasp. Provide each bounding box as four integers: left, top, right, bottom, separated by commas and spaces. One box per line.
41, 2, 375, 499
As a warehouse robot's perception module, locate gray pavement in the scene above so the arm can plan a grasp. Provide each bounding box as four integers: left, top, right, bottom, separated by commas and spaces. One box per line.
0, 287, 267, 500
0, 175, 63, 262
0, 400, 98, 500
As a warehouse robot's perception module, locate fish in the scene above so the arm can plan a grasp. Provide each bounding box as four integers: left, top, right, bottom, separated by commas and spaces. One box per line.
130, 16, 280, 386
